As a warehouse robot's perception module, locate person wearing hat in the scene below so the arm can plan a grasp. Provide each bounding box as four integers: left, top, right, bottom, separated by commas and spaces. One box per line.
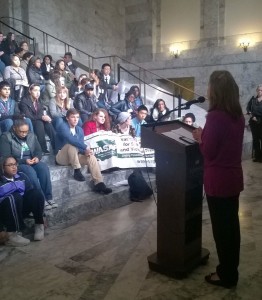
73, 82, 98, 123
112, 111, 135, 137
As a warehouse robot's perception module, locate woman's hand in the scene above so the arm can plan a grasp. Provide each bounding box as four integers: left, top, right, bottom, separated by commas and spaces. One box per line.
192, 127, 203, 144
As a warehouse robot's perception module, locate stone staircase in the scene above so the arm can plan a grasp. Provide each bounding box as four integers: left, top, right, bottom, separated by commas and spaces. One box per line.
38, 155, 155, 228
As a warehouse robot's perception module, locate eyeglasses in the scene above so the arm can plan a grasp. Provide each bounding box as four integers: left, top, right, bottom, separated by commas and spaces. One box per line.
4, 163, 18, 167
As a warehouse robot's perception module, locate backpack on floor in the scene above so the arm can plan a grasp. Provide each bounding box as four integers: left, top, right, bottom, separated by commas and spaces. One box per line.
128, 169, 153, 201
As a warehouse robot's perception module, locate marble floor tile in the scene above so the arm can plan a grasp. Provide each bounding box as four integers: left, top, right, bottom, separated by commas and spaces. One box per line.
0, 160, 262, 299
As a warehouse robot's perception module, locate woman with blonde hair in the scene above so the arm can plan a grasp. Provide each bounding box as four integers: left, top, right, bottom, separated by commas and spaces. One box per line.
83, 108, 111, 136
49, 86, 72, 129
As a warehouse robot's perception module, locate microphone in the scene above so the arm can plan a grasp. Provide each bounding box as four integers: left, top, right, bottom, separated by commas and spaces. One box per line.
179, 96, 205, 108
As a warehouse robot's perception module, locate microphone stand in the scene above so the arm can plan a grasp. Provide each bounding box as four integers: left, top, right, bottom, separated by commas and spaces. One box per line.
152, 105, 190, 132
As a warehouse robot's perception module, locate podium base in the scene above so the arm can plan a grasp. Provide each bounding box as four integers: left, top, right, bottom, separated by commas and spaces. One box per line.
148, 248, 210, 279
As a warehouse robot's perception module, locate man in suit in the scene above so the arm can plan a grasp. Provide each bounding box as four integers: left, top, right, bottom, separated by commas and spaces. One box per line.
98, 63, 118, 107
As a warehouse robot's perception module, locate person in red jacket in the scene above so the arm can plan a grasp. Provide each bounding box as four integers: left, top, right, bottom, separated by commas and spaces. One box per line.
193, 70, 244, 289
83, 108, 111, 136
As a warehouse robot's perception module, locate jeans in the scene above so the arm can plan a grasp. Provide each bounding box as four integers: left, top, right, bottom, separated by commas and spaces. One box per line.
18, 162, 53, 201
0, 118, 34, 133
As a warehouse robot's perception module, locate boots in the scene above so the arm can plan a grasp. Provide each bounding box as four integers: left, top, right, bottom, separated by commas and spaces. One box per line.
73, 169, 85, 181
94, 182, 112, 194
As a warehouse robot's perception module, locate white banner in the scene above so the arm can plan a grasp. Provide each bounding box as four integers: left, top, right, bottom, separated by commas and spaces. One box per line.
84, 131, 155, 171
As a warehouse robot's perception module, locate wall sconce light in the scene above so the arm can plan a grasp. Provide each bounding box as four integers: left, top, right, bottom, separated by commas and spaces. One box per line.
169, 45, 181, 58
239, 41, 250, 52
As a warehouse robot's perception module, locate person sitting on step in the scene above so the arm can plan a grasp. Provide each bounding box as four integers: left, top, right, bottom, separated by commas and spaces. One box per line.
19, 83, 56, 155
0, 119, 57, 210
0, 156, 45, 246
55, 108, 112, 194
83, 108, 111, 136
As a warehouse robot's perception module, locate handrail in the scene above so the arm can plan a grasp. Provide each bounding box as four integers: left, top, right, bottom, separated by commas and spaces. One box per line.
0, 16, 198, 100
0, 19, 36, 54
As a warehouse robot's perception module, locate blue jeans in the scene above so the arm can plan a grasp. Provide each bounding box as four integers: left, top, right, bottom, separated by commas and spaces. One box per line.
0, 59, 5, 77
0, 118, 34, 133
18, 162, 53, 201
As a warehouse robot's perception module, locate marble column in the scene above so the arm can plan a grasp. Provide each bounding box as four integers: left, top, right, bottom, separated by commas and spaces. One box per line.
199, 0, 225, 46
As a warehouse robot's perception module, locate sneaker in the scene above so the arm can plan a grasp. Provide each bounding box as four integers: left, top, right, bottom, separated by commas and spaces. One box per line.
45, 201, 52, 210
34, 224, 44, 241
48, 200, 58, 209
94, 182, 112, 194
73, 170, 85, 181
6, 232, 30, 247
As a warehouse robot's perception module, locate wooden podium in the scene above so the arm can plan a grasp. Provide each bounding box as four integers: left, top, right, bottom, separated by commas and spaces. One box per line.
141, 120, 209, 278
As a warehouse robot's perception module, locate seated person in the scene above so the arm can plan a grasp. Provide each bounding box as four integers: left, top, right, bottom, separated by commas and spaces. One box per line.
182, 112, 196, 126
112, 111, 135, 137
73, 83, 98, 123
63, 52, 80, 79
149, 99, 170, 122
98, 63, 118, 106
0, 119, 57, 210
40, 55, 54, 80
26, 56, 45, 93
0, 81, 33, 132
20, 51, 33, 72
83, 108, 111, 136
3, 54, 29, 102
49, 85, 78, 129
69, 74, 88, 101
19, 83, 56, 154
110, 90, 136, 120
131, 105, 148, 137
55, 108, 112, 194
0, 156, 45, 246
129, 85, 143, 113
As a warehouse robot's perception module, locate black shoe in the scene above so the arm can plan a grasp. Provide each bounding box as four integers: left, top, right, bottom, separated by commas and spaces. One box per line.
43, 150, 50, 156
73, 170, 85, 181
94, 182, 112, 194
205, 273, 237, 289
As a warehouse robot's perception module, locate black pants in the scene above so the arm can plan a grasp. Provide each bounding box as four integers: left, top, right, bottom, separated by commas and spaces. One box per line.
249, 119, 262, 159
0, 189, 44, 232
206, 194, 240, 285
31, 120, 56, 152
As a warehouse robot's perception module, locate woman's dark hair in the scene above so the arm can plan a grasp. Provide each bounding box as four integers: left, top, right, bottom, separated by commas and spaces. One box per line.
28, 56, 41, 67
130, 85, 140, 96
208, 70, 242, 118
153, 99, 168, 110
22, 51, 33, 61
54, 59, 65, 71
43, 55, 53, 62
90, 69, 101, 77
125, 90, 136, 100
183, 113, 196, 123
19, 41, 28, 48
13, 118, 28, 128
6, 32, 14, 42
0, 156, 18, 176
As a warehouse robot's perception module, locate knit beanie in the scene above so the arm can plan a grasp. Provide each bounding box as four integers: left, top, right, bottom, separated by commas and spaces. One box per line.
117, 112, 130, 124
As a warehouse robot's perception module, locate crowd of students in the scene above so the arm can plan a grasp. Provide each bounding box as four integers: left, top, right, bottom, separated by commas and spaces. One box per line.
0, 31, 197, 247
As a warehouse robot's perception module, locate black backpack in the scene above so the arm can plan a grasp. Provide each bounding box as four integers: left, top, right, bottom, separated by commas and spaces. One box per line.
128, 169, 153, 201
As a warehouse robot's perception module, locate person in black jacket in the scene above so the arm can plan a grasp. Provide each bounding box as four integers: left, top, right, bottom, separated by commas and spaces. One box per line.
40, 55, 54, 81
27, 56, 45, 94
19, 83, 56, 154
0, 119, 57, 210
246, 84, 262, 162
73, 83, 98, 122
109, 90, 136, 121
0, 156, 45, 245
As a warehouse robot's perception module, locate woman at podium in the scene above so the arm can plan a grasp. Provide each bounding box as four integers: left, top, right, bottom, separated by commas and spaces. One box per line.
193, 70, 245, 288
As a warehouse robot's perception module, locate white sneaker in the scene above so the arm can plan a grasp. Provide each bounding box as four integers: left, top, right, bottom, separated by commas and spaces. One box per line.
6, 232, 30, 247
45, 201, 52, 210
48, 200, 58, 209
34, 224, 44, 241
